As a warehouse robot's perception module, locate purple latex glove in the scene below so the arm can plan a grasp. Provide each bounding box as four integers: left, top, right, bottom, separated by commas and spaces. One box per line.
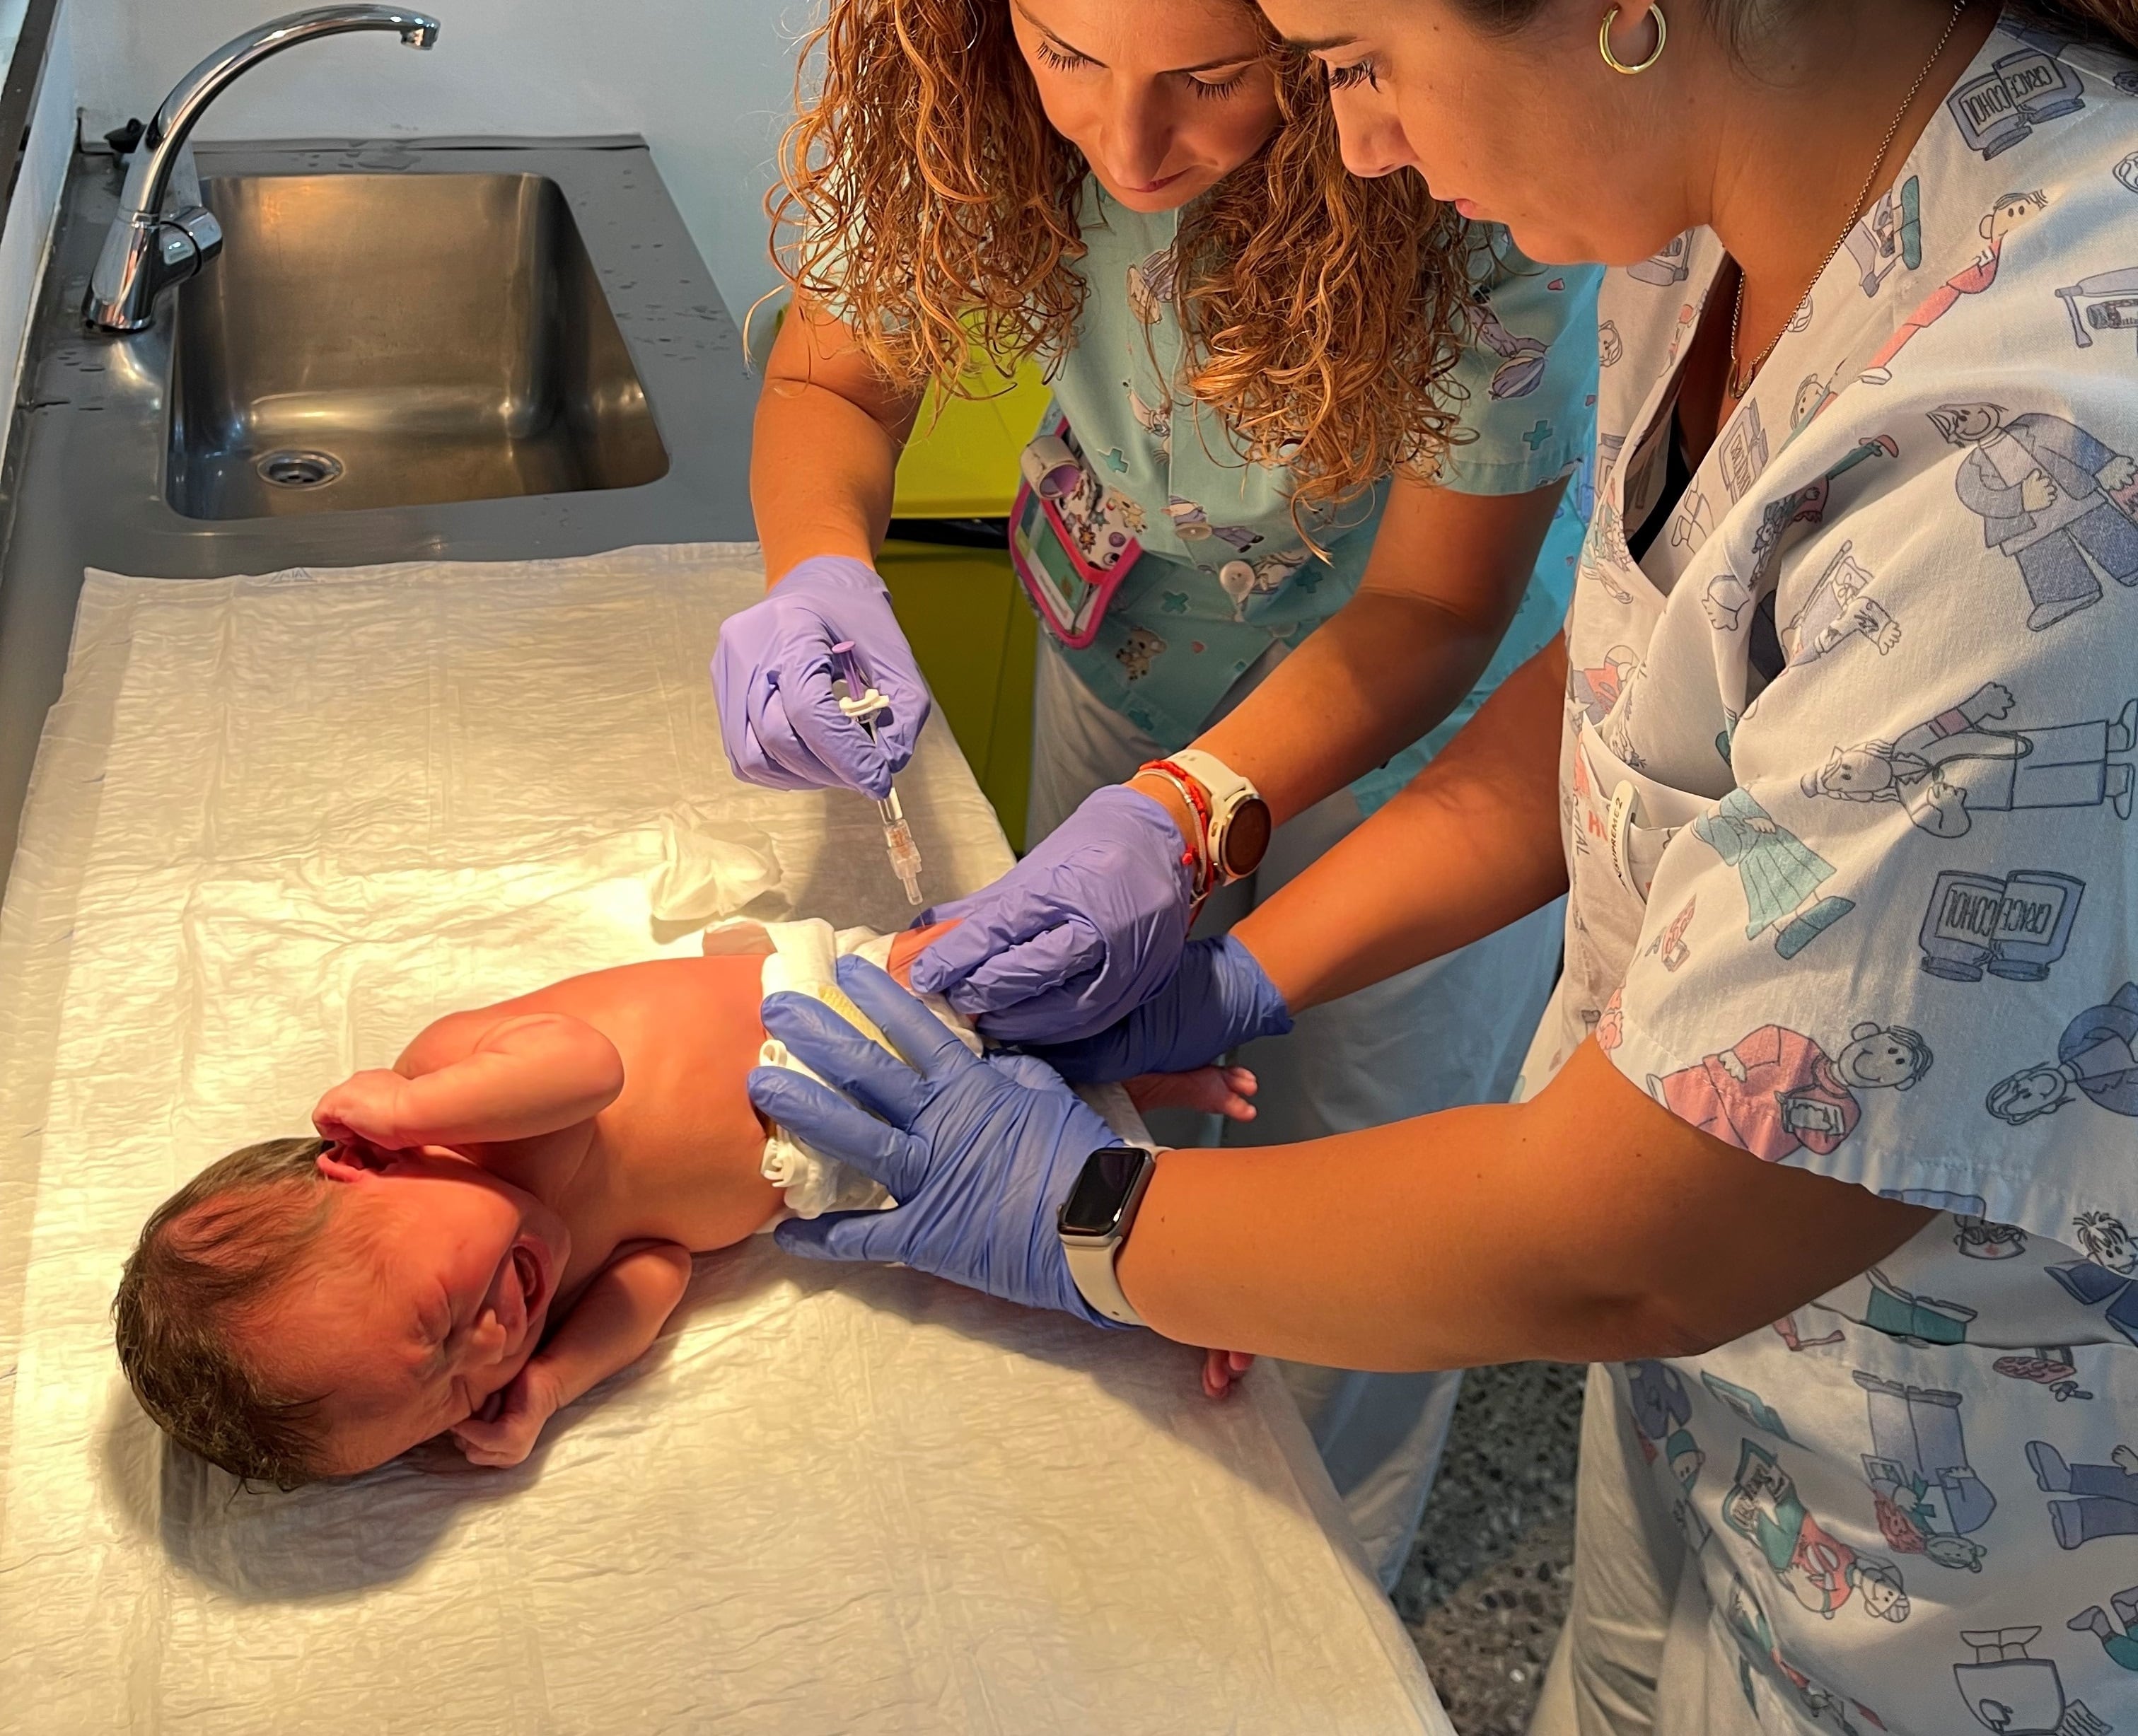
712, 555, 931, 800
1028, 934, 1292, 1083
907, 783, 1195, 1044
750, 957, 1124, 1326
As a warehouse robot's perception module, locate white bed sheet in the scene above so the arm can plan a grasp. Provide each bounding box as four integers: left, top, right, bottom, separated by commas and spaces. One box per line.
0, 545, 1447, 1734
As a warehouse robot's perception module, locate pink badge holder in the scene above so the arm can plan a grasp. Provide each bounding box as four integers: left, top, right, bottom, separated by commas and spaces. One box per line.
1009, 413, 1143, 650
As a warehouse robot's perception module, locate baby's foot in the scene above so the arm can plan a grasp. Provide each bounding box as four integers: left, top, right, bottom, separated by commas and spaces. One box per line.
1202, 1348, 1254, 1401
1125, 1066, 1258, 1123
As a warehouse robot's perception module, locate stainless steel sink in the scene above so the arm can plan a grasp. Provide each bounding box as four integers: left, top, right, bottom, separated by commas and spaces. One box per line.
167, 171, 669, 518
0, 136, 758, 893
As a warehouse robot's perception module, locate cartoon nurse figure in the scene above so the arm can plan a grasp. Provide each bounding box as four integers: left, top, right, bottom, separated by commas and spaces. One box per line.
1690, 788, 1855, 960
1649, 1020, 1932, 1163
1805, 683, 2138, 836
1861, 191, 2048, 385
1931, 401, 2138, 630
1987, 984, 2138, 1126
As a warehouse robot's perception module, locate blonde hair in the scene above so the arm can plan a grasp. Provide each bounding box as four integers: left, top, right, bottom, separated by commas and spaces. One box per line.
768, 0, 1481, 526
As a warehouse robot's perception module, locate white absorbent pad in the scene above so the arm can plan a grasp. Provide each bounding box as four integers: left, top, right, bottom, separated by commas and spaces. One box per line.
0, 546, 1447, 1735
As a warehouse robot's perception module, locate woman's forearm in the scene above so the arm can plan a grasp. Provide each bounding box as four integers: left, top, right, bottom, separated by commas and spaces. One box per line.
1115, 1044, 1934, 1370
749, 305, 922, 585
1233, 633, 1569, 1013
1197, 478, 1566, 826
752, 385, 902, 579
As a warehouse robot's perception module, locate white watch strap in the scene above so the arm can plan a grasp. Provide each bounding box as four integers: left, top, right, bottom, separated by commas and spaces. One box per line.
1064, 1237, 1144, 1327
1166, 747, 1258, 809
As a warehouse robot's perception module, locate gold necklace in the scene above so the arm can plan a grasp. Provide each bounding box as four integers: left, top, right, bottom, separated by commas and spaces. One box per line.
1726, 0, 1970, 401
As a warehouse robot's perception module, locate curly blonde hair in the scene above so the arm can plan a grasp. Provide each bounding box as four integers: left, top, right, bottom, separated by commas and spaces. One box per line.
768, 0, 1483, 525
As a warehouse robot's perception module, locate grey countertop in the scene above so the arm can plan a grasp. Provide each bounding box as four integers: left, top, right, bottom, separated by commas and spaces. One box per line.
0, 136, 760, 895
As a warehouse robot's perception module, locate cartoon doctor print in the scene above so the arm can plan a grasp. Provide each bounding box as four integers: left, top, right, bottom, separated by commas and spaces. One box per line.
1804, 682, 2138, 836
1987, 984, 2138, 1126
1933, 401, 2138, 629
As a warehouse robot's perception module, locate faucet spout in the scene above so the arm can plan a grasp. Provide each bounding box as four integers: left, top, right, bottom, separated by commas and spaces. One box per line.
85, 7, 443, 332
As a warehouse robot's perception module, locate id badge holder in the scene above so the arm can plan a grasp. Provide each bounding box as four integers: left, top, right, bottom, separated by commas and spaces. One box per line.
1009, 411, 1143, 650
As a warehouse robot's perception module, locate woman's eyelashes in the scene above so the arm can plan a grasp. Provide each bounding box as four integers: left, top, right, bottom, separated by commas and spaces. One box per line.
1029, 37, 1252, 100
1188, 69, 1250, 101
1324, 57, 1381, 93
1032, 38, 1091, 75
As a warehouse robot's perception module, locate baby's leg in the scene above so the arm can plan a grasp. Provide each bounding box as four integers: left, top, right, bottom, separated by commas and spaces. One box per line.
885, 919, 960, 989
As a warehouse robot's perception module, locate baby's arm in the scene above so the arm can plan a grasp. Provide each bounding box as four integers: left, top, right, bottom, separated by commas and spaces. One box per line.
314, 1013, 625, 1150
451, 1240, 694, 1468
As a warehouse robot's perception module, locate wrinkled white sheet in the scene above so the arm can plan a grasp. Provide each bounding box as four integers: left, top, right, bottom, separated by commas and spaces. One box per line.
0, 544, 1447, 1735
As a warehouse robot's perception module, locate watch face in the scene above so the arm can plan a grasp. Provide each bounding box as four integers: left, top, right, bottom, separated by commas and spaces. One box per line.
1220, 798, 1272, 878
1059, 1147, 1150, 1237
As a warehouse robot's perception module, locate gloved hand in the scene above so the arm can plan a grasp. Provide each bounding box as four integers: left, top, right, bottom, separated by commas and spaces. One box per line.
1028, 934, 1292, 1083
748, 957, 1124, 1325
907, 783, 1196, 1044
712, 555, 931, 800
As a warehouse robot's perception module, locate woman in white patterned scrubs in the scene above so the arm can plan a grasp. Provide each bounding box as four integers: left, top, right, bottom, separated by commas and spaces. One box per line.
750, 2, 2138, 1729
726, 0, 1598, 1585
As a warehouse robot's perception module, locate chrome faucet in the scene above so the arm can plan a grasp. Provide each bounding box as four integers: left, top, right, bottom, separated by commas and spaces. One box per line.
84, 6, 441, 332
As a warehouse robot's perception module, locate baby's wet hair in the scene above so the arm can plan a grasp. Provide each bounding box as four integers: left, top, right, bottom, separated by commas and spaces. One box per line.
112, 1136, 341, 1489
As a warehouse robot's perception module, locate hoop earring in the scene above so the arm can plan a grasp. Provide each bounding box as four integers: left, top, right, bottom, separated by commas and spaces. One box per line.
1600, 4, 1667, 76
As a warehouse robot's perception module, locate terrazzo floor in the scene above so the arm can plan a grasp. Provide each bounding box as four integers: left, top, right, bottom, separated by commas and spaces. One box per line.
1395, 1361, 1588, 1736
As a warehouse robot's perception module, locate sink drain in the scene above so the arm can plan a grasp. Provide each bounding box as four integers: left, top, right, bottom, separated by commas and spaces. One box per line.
256, 448, 344, 489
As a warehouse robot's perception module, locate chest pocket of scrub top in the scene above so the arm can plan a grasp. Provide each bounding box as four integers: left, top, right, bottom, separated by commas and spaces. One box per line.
1576, 719, 1709, 905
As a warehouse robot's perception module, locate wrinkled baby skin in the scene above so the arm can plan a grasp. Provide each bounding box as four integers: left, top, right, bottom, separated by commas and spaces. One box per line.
274, 924, 1258, 1477
287, 950, 784, 1476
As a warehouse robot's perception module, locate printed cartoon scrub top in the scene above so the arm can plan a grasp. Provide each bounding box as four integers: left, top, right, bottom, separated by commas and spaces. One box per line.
1045, 187, 1598, 812
1524, 19, 2138, 1732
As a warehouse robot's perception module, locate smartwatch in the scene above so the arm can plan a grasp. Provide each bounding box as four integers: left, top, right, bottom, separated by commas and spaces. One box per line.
1141, 749, 1272, 888
1057, 1145, 1157, 1327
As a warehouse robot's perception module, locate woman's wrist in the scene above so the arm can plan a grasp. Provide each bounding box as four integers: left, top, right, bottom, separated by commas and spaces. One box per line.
1127, 769, 1198, 849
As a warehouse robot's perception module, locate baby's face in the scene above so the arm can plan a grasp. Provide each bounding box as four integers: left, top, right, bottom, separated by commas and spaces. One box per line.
252, 1146, 571, 1475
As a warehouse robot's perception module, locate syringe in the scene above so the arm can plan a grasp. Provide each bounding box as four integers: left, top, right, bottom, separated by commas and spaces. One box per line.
830, 641, 924, 906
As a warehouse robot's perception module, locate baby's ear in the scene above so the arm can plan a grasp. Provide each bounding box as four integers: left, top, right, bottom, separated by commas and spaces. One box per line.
316, 1145, 378, 1184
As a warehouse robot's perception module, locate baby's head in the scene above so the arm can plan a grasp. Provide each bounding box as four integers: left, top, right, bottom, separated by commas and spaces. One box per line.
115, 1137, 568, 1484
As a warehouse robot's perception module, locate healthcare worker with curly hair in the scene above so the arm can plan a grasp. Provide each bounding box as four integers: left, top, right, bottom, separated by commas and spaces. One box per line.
717, 0, 1600, 1585
748, 2, 2138, 1730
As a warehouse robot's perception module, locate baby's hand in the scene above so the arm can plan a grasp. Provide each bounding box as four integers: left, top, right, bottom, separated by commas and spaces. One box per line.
1202, 1349, 1253, 1401
313, 1069, 414, 1150
451, 1365, 561, 1469
1125, 1066, 1258, 1124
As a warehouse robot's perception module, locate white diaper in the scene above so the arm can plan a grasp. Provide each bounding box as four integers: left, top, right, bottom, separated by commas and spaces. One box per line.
705, 916, 1151, 1222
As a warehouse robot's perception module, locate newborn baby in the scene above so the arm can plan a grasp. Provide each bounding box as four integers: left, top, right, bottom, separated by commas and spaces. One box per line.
114, 919, 1254, 1486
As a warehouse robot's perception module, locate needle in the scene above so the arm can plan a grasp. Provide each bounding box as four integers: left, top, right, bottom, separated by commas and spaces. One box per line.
829, 641, 924, 906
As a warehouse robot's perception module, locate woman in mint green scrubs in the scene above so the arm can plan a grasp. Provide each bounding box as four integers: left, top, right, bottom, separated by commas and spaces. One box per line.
724, 0, 1598, 1588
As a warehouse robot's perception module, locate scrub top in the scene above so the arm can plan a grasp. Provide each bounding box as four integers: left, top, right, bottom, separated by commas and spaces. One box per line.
1523, 18, 2138, 1731
1042, 186, 1598, 812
